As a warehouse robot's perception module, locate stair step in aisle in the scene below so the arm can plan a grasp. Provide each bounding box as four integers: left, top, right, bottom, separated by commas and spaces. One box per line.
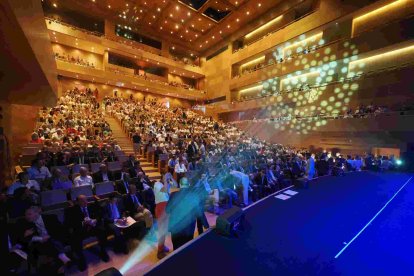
105, 116, 161, 181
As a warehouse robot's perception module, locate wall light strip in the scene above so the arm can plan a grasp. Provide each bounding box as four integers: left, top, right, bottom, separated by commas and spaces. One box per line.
353, 0, 409, 23
245, 15, 283, 39
282, 32, 323, 55
349, 44, 414, 67
240, 56, 265, 68
282, 71, 320, 82
239, 84, 263, 93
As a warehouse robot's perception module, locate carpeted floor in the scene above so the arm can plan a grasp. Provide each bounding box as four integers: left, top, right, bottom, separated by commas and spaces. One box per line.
146, 171, 414, 276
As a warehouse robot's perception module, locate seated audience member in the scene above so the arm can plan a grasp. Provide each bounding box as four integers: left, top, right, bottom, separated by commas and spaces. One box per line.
124, 155, 137, 170
7, 172, 40, 196
116, 172, 132, 195
129, 161, 143, 178
27, 159, 52, 182
354, 156, 363, 171
254, 169, 272, 197
8, 187, 38, 219
93, 164, 113, 183
29, 132, 43, 144
73, 167, 94, 187
64, 195, 109, 271
124, 185, 153, 230
16, 206, 71, 273
51, 169, 73, 190
167, 155, 176, 174
174, 158, 187, 185
166, 177, 208, 251
103, 196, 146, 242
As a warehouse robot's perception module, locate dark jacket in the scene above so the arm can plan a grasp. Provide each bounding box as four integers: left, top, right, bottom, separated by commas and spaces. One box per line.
64, 204, 103, 233
102, 200, 126, 225
92, 171, 114, 183
166, 189, 204, 236
16, 214, 67, 247
123, 193, 145, 216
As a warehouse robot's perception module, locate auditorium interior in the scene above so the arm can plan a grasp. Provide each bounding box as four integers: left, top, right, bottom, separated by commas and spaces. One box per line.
1, 0, 414, 275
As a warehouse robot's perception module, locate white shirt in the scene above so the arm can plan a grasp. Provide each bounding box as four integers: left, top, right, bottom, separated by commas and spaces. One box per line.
175, 163, 187, 173
7, 180, 40, 195
154, 181, 169, 204
74, 175, 94, 187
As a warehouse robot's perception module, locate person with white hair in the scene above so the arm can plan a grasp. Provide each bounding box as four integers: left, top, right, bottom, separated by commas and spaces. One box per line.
74, 167, 94, 187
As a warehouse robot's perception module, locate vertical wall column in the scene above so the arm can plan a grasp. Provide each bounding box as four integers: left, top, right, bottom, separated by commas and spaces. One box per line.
104, 19, 116, 39
161, 41, 171, 58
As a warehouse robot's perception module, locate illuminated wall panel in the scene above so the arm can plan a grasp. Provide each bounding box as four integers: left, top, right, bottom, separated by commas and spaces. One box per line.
352, 0, 414, 37
348, 43, 414, 77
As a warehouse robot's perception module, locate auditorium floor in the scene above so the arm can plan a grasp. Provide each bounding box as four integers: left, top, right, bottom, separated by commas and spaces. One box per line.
67, 213, 218, 276
146, 171, 414, 276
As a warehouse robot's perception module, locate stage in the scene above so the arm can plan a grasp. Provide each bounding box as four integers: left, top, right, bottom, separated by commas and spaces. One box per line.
145, 171, 414, 276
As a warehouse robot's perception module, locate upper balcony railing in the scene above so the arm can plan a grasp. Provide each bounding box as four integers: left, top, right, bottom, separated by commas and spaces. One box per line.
232, 13, 414, 81
45, 17, 201, 68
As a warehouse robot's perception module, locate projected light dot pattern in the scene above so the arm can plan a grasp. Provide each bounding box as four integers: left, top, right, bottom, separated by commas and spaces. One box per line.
243, 36, 363, 135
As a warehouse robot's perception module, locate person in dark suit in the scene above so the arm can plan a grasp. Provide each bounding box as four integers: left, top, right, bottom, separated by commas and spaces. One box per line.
129, 161, 143, 178
92, 164, 114, 183
123, 185, 153, 230
64, 195, 109, 271
166, 177, 207, 251
186, 140, 198, 162
16, 206, 71, 272
253, 169, 272, 197
124, 155, 137, 170
102, 195, 146, 251
116, 171, 132, 195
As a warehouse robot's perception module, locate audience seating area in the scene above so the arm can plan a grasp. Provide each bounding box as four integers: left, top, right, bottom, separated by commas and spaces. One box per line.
1, 88, 402, 275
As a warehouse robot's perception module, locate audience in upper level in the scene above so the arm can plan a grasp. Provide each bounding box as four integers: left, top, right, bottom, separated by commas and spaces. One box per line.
54, 52, 96, 68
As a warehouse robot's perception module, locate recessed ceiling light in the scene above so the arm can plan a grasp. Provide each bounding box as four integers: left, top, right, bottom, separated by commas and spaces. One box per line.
258, 3, 262, 7
52, 3, 57, 7
157, 7, 161, 12
246, 11, 250, 15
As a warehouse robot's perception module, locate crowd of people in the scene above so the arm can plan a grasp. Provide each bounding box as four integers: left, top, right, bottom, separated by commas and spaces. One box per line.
107, 67, 202, 92
54, 52, 96, 69
1, 89, 401, 274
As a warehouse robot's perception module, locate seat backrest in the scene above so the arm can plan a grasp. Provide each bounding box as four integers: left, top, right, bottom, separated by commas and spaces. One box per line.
114, 150, 126, 157
95, 181, 115, 196
107, 161, 122, 171
159, 154, 169, 161
70, 185, 93, 200
72, 164, 90, 174
90, 163, 103, 174
51, 166, 70, 176
41, 189, 68, 208
42, 208, 66, 224
117, 155, 128, 163
21, 147, 39, 156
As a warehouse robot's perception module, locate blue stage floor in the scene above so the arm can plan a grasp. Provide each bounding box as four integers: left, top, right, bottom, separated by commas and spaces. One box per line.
146, 172, 414, 276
